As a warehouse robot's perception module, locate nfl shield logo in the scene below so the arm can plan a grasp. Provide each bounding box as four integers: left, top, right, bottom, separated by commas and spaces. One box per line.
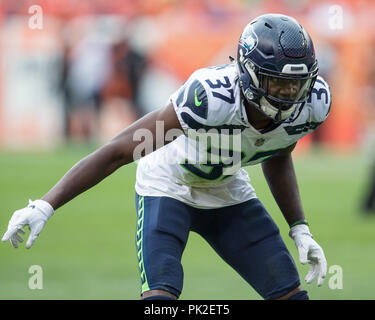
254, 138, 265, 147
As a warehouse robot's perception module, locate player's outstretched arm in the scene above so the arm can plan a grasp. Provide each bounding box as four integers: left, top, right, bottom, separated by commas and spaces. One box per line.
2, 103, 182, 249
261, 143, 327, 287
261, 143, 303, 225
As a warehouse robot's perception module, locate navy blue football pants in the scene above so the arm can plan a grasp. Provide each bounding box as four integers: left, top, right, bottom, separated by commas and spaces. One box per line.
135, 193, 300, 299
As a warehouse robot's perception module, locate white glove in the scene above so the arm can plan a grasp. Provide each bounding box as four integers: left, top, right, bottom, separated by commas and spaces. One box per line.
2, 199, 54, 249
289, 224, 327, 286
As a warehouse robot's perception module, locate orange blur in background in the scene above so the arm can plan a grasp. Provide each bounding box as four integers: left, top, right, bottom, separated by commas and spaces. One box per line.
0, 0, 373, 152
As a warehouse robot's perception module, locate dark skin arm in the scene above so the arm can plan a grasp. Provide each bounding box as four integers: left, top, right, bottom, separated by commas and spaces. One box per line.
261, 142, 304, 227
42, 102, 182, 210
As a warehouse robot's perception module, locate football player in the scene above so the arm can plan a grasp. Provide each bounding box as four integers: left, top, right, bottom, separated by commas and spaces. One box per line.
2, 14, 331, 300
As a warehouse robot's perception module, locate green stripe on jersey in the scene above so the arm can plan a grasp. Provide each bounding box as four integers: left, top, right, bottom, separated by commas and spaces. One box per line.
136, 196, 150, 293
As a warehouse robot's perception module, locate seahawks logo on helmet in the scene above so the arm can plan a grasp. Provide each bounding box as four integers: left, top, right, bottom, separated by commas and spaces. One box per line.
239, 24, 258, 56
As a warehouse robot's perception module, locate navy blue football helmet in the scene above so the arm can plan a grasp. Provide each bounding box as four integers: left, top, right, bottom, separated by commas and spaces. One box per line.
236, 14, 318, 123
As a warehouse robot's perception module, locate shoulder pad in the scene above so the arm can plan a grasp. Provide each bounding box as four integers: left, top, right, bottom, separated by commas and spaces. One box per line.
306, 75, 332, 123
170, 65, 242, 133
176, 78, 208, 120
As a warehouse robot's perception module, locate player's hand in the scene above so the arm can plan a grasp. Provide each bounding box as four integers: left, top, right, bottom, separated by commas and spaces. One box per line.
289, 224, 327, 286
2, 200, 54, 249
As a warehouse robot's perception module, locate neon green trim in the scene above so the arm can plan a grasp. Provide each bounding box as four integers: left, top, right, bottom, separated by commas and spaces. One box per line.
289, 219, 309, 228
136, 196, 150, 293
194, 88, 202, 106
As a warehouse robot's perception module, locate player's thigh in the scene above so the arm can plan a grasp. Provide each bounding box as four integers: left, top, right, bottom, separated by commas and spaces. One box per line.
135, 193, 192, 298
193, 198, 300, 300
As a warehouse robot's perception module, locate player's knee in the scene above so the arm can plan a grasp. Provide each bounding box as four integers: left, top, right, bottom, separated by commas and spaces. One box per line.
139, 252, 183, 300
288, 290, 309, 300
154, 253, 184, 291
275, 286, 309, 300
141, 289, 177, 300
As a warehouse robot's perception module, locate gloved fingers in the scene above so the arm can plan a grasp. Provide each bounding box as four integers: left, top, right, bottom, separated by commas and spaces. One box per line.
26, 233, 39, 249
2, 226, 18, 242
26, 222, 44, 249
305, 262, 319, 284
305, 251, 327, 286
317, 255, 327, 287
317, 271, 326, 286
10, 237, 19, 248
2, 224, 25, 243
14, 232, 24, 243
5, 226, 26, 248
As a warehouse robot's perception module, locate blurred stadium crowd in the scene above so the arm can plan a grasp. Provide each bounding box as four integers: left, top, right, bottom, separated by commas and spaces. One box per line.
0, 0, 373, 151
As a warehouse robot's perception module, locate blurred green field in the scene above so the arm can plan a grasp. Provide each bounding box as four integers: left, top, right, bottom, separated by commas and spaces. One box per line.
0, 146, 374, 300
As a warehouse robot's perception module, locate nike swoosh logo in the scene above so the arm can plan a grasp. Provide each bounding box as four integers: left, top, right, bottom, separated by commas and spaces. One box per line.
194, 88, 202, 107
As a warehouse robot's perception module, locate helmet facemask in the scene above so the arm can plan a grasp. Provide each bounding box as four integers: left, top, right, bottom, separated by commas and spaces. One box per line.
238, 55, 318, 123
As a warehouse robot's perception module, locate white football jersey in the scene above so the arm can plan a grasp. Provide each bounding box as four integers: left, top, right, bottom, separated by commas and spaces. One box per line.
135, 63, 331, 209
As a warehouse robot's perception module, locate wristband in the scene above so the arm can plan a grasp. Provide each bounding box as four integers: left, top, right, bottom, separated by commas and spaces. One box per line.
289, 219, 309, 228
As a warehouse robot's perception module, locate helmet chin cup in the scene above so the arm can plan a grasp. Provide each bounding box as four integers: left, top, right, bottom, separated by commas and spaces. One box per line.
259, 97, 297, 122
243, 85, 298, 123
